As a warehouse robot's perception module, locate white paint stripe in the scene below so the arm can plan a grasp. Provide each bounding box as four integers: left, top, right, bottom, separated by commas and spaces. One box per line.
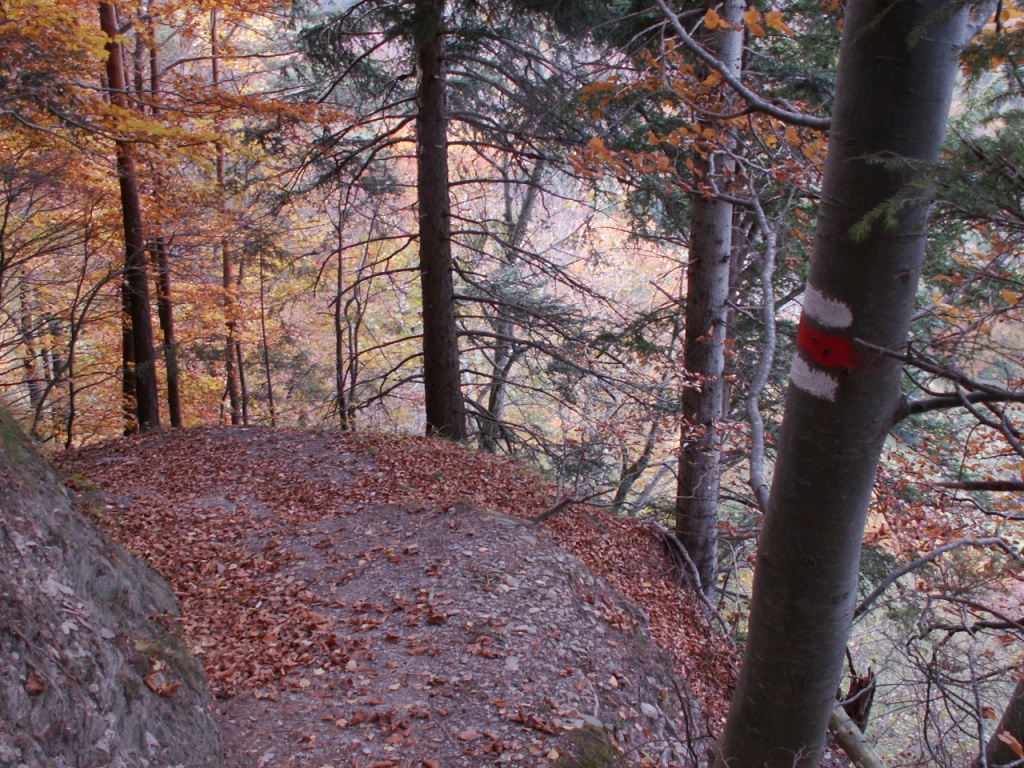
791, 355, 838, 401
804, 283, 853, 329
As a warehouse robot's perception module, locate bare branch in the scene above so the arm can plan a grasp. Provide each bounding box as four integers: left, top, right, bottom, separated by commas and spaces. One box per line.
854, 537, 1020, 620
652, 0, 831, 130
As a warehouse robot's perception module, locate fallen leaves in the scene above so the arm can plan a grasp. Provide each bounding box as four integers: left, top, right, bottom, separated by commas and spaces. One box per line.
57, 424, 735, 740
24, 670, 45, 695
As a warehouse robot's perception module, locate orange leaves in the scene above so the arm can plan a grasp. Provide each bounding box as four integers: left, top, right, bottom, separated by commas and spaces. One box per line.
702, 8, 733, 30
143, 662, 181, 697
743, 7, 766, 37
24, 670, 45, 695
999, 730, 1024, 759
765, 10, 794, 33
704, 6, 793, 37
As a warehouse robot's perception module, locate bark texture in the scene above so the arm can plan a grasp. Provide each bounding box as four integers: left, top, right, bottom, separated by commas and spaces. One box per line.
674, 0, 744, 598
414, 0, 467, 440
713, 2, 967, 765
152, 236, 182, 427
975, 679, 1024, 768
212, 10, 243, 427
100, 2, 161, 432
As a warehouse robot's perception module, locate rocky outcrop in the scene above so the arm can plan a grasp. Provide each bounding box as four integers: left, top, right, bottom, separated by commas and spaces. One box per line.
0, 410, 220, 768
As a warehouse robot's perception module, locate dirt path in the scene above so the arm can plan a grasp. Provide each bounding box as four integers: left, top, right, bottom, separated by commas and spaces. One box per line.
58, 427, 736, 767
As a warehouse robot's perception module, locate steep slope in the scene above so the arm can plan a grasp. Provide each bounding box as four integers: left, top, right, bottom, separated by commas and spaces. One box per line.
0, 409, 220, 768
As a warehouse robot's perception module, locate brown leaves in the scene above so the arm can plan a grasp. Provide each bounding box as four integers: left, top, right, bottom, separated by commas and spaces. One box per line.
24, 670, 45, 695
58, 426, 734, 722
143, 661, 181, 697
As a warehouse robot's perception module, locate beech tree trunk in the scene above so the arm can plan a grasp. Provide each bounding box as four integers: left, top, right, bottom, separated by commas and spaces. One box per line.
713, 2, 967, 766
149, 34, 182, 428
211, 9, 243, 427
975, 679, 1024, 768
414, 0, 466, 440
674, 0, 743, 598
478, 161, 542, 453
259, 250, 277, 427
100, 1, 161, 433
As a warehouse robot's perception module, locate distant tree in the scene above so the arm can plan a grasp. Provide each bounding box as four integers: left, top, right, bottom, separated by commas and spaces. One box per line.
673, 0, 745, 599
99, 1, 161, 433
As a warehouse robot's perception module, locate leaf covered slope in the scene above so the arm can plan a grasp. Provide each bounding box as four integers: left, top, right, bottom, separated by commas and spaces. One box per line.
59, 427, 737, 767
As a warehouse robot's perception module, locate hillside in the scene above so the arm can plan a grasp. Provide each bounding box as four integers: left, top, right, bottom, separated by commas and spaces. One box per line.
0, 409, 220, 767
57, 426, 741, 767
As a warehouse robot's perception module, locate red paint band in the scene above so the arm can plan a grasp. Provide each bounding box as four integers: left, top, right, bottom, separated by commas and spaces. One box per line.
796, 315, 861, 371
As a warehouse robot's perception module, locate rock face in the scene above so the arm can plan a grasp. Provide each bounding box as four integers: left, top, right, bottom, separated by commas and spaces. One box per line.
0, 410, 220, 768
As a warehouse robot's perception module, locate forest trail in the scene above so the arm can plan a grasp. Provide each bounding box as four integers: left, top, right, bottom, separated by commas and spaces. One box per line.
57, 427, 735, 768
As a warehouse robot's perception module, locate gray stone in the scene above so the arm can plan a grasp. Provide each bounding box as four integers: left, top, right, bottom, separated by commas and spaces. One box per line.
0, 407, 221, 768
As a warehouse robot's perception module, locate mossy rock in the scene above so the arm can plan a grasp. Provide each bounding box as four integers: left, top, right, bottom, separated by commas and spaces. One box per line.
553, 725, 621, 768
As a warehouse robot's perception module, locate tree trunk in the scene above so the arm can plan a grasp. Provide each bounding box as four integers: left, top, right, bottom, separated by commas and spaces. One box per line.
18, 289, 45, 416
334, 210, 355, 431
479, 160, 542, 452
100, 1, 161, 433
151, 237, 182, 427
148, 30, 182, 428
674, 0, 743, 598
211, 9, 242, 426
258, 249, 277, 427
975, 679, 1024, 768
414, 0, 466, 440
713, 2, 967, 766
121, 281, 136, 435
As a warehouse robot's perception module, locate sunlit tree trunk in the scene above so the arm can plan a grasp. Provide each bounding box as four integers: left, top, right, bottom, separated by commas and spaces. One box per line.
414, 0, 466, 440
713, 2, 967, 765
258, 249, 277, 427
148, 19, 182, 428
17, 288, 45, 417
211, 9, 242, 426
674, 0, 743, 598
100, 1, 160, 433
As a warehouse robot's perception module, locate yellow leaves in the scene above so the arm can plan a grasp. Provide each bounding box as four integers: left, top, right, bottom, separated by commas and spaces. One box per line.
587, 136, 610, 159
705, 4, 794, 37
1001, 289, 1019, 305
765, 10, 794, 34
740, 7, 794, 37
701, 71, 722, 88
784, 125, 800, 146
743, 7, 765, 37
702, 9, 731, 29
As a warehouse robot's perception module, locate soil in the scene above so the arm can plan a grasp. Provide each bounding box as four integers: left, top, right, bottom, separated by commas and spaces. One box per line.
56, 427, 745, 768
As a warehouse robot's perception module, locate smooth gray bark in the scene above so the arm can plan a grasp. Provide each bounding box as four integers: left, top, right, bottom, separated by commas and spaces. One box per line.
674, 0, 743, 598
713, 2, 968, 765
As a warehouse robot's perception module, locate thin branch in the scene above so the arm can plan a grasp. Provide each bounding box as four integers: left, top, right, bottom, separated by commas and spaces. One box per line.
652, 0, 830, 129
936, 480, 1024, 492
854, 537, 1020, 619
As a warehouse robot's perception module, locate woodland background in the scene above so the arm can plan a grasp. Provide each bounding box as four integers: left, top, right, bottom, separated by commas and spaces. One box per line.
2, 0, 1024, 765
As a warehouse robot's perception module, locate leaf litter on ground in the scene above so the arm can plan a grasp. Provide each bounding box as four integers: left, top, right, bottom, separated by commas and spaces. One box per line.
58, 427, 736, 767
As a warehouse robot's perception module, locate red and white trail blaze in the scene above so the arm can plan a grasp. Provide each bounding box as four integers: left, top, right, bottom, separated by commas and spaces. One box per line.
790, 283, 858, 402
